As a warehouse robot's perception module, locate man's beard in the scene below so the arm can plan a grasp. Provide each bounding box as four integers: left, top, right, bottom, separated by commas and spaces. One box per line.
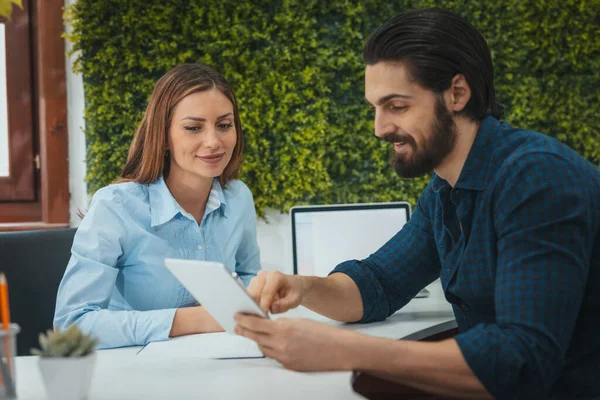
384, 96, 457, 178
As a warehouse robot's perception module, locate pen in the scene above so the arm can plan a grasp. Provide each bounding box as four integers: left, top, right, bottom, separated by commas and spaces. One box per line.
231, 272, 245, 289
0, 273, 10, 330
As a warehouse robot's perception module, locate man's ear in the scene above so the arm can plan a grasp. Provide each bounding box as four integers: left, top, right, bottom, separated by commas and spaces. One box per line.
448, 74, 471, 113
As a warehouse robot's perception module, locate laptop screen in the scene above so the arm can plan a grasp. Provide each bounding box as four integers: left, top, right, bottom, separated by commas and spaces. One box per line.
290, 203, 411, 276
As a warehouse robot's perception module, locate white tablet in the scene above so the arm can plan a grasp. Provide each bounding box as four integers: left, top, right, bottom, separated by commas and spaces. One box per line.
164, 258, 268, 334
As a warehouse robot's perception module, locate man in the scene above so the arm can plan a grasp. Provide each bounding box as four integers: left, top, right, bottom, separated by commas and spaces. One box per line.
234, 8, 600, 400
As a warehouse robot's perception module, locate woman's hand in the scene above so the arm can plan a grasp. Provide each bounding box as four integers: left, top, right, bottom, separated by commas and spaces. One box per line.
169, 306, 223, 337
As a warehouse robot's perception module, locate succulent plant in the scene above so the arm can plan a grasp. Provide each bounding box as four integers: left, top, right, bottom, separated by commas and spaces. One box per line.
31, 325, 98, 357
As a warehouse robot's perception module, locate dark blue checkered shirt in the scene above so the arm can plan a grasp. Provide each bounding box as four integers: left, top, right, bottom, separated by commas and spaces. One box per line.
332, 117, 600, 400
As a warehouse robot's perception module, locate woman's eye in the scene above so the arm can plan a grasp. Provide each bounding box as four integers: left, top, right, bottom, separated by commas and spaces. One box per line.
217, 123, 233, 130
184, 126, 201, 132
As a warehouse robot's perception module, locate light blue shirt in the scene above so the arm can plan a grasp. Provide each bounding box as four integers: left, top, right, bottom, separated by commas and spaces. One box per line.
54, 177, 261, 349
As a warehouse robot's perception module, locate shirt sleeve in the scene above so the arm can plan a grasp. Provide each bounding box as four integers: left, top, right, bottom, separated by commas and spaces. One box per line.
331, 188, 441, 323
53, 189, 177, 349
234, 184, 261, 287
455, 153, 595, 399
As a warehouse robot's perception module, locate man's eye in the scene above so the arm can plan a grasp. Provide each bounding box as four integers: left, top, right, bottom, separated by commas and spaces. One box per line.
389, 105, 406, 112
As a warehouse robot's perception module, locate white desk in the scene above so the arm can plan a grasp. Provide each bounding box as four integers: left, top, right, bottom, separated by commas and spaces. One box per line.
15, 283, 455, 399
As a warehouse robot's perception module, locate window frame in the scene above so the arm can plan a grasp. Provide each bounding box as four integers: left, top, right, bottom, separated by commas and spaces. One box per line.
0, 0, 69, 231
0, 0, 36, 201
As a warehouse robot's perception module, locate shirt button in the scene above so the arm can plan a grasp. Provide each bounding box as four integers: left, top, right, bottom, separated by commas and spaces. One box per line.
197, 244, 203, 250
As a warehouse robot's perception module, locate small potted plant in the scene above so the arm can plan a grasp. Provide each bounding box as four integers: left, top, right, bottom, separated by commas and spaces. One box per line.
31, 324, 99, 400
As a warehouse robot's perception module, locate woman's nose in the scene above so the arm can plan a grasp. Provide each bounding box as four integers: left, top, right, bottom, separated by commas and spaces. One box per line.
202, 128, 220, 149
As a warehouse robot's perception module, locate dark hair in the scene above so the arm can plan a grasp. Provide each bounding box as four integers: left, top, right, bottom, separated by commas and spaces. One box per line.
120, 63, 244, 187
363, 8, 504, 120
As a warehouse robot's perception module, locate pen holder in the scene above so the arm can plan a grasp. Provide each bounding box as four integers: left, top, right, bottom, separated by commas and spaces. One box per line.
0, 324, 20, 399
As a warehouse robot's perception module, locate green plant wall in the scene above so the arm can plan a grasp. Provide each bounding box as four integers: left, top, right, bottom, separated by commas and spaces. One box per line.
65, 0, 600, 217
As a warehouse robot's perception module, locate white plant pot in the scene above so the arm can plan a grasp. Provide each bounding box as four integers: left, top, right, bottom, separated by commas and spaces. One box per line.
38, 353, 96, 400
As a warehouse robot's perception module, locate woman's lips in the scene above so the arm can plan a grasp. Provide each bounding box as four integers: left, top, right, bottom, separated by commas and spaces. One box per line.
196, 153, 225, 164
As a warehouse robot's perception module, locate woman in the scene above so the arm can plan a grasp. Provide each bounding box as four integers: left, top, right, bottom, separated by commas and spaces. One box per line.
54, 64, 261, 349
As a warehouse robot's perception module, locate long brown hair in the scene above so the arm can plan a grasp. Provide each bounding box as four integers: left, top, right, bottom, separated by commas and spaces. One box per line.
119, 63, 244, 187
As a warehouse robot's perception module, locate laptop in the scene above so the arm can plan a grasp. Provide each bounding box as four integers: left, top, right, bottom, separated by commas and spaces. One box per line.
290, 202, 429, 298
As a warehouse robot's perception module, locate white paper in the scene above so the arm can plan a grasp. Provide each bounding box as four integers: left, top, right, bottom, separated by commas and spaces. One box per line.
139, 332, 263, 359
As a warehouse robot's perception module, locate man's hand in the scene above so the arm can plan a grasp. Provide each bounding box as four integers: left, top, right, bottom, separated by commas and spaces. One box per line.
246, 270, 304, 314
234, 313, 491, 399
234, 313, 358, 371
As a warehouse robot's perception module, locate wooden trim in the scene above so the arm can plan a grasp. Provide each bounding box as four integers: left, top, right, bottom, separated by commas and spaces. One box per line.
351, 372, 448, 400
0, 0, 36, 201
0, 222, 68, 232
418, 327, 458, 342
0, 201, 41, 222
0, 0, 70, 227
32, 0, 69, 224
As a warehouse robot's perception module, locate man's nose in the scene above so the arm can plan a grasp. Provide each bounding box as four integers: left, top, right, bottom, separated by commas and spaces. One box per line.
374, 110, 392, 138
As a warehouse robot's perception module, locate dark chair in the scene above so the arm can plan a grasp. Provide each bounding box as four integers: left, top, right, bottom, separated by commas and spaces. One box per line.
352, 327, 459, 400
0, 228, 76, 356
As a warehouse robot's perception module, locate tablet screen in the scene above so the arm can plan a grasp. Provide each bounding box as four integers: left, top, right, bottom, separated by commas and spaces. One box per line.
164, 258, 268, 334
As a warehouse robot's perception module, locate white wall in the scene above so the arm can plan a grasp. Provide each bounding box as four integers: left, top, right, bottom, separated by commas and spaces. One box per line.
255, 211, 294, 274
65, 0, 89, 227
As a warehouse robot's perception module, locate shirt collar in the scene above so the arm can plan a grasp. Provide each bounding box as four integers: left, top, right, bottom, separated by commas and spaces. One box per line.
455, 116, 504, 191
208, 178, 228, 218
432, 116, 503, 193
148, 177, 228, 227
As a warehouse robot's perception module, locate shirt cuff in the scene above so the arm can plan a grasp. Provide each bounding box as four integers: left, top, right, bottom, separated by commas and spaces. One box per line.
137, 308, 178, 344
455, 324, 524, 400
330, 260, 387, 323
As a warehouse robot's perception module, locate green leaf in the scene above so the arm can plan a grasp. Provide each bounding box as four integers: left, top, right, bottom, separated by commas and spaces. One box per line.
0, 1, 12, 19
65, 0, 600, 216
